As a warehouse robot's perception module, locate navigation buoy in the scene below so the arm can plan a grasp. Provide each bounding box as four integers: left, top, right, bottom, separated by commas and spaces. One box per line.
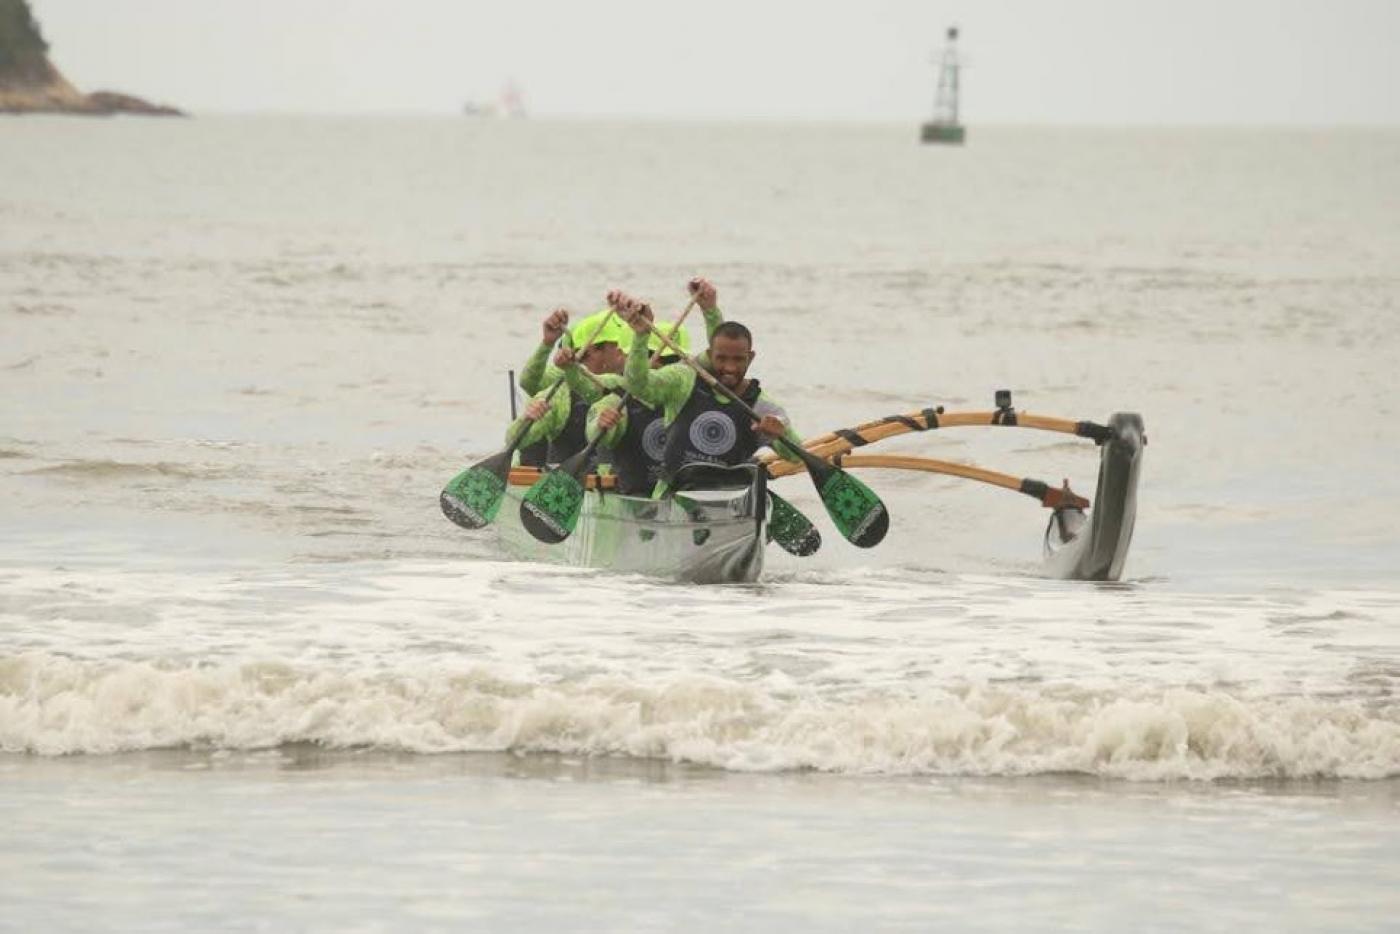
921, 26, 966, 145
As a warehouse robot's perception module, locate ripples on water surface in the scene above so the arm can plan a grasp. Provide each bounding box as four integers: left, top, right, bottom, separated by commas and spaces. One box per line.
2, 118, 1399, 930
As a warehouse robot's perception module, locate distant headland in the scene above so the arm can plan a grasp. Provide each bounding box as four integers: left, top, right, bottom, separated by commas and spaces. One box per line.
0, 0, 184, 116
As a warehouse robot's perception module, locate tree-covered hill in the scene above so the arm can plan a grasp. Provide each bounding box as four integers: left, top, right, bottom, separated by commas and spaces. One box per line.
0, 0, 52, 86
0, 0, 183, 114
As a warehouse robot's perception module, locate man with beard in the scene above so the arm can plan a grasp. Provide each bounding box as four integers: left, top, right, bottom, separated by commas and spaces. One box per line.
613, 292, 802, 495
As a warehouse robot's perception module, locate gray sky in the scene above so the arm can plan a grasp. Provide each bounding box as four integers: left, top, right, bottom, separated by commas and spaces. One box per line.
32, 0, 1400, 123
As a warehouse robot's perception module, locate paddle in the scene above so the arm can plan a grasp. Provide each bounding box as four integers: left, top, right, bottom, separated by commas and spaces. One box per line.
440, 308, 619, 530
631, 309, 889, 548
766, 491, 822, 556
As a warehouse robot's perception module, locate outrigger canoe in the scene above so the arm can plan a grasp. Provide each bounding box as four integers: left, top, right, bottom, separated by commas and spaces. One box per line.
489, 393, 1145, 584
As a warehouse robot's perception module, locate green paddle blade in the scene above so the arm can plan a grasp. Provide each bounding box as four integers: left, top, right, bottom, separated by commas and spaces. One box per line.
440, 460, 508, 529
519, 469, 586, 544
768, 493, 822, 557
818, 470, 889, 548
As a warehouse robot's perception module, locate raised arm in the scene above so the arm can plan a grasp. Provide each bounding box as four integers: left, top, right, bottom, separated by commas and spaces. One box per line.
519, 307, 570, 394
517, 343, 551, 396
689, 277, 725, 342
621, 305, 694, 421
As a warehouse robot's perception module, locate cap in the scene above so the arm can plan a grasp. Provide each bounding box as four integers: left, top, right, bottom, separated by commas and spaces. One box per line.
647, 319, 691, 356
566, 310, 632, 352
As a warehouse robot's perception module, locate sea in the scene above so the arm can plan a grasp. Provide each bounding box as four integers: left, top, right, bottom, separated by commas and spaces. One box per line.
2, 116, 1398, 931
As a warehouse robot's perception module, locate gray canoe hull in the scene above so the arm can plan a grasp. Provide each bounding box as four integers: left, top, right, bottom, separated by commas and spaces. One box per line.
496, 476, 767, 584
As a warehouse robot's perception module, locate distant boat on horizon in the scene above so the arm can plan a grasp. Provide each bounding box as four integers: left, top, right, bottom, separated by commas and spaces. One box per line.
463, 80, 526, 119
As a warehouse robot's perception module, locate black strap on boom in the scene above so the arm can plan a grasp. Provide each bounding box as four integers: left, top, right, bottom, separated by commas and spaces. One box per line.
835, 406, 943, 447
1075, 421, 1116, 444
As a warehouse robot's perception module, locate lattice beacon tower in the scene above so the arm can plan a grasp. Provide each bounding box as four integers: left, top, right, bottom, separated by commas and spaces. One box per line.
921, 26, 966, 145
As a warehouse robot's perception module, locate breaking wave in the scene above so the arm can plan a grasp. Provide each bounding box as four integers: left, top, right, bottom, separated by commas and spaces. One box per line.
3, 653, 1397, 781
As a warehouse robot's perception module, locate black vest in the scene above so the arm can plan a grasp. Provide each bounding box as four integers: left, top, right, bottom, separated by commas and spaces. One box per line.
518, 440, 548, 468
662, 379, 763, 479
609, 394, 667, 495
546, 395, 590, 466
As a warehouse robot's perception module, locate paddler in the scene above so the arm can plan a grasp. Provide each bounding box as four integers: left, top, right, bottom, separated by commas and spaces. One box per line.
512, 307, 571, 466
504, 308, 632, 466
576, 278, 727, 495
612, 289, 803, 494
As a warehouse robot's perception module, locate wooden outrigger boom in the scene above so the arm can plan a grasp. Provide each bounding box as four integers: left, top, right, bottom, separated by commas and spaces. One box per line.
760, 395, 1145, 581
761, 406, 1117, 464
770, 453, 1090, 511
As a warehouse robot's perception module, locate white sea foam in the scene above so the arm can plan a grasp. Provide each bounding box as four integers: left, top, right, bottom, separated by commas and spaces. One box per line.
4, 652, 1396, 781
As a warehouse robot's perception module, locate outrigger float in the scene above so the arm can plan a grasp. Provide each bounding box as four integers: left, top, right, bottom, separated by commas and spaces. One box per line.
476, 392, 1145, 585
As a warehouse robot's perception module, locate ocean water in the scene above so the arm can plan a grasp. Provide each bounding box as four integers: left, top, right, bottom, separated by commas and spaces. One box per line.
2, 116, 1399, 931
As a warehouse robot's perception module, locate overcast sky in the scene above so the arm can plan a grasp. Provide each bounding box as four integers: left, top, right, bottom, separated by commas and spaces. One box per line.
30, 0, 1400, 124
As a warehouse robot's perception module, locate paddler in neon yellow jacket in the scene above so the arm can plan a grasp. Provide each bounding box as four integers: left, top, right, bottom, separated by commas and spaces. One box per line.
504, 309, 632, 466
571, 279, 732, 494
605, 286, 804, 496
511, 307, 571, 466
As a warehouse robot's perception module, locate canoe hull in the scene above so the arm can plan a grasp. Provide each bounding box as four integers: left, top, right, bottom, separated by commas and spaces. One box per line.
496, 469, 767, 584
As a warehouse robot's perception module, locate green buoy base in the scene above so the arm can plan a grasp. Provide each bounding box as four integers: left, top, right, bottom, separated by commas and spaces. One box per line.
920, 122, 966, 145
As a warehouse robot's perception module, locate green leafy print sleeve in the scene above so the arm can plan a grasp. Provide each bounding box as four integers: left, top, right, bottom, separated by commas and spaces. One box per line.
518, 343, 552, 395
624, 338, 696, 423
563, 366, 622, 404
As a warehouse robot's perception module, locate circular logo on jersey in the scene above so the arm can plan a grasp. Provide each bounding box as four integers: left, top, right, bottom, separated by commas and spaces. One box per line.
689, 411, 738, 456
641, 419, 669, 462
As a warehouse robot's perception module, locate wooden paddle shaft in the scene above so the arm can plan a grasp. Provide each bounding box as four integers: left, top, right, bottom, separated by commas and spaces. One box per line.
649, 297, 697, 366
